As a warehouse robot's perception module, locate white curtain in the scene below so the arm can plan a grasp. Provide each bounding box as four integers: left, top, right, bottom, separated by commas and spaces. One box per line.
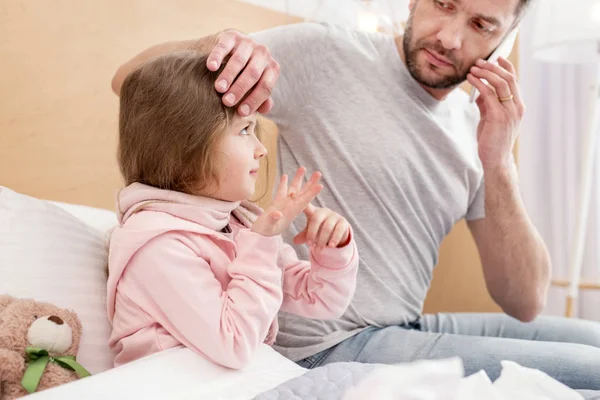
519, 10, 600, 319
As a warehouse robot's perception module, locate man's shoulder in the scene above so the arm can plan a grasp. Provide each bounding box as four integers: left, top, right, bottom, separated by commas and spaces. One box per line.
250, 22, 391, 59
250, 22, 330, 48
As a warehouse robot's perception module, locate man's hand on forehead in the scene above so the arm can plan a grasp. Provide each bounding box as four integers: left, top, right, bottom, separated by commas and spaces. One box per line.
206, 30, 281, 117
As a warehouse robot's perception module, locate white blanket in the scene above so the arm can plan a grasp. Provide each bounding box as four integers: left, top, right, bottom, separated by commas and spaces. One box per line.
28, 345, 306, 399
344, 358, 585, 400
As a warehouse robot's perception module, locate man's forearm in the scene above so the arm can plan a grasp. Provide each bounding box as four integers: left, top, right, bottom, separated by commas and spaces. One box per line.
111, 34, 220, 95
472, 164, 551, 322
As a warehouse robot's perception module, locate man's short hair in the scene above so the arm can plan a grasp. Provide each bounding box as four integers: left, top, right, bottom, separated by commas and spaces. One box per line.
516, 0, 532, 17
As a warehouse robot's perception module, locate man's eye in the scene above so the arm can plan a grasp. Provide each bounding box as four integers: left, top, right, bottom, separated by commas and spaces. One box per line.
240, 128, 249, 136
473, 21, 491, 33
435, 0, 452, 10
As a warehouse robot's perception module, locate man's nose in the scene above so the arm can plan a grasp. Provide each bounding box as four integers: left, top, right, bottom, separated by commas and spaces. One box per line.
436, 19, 463, 50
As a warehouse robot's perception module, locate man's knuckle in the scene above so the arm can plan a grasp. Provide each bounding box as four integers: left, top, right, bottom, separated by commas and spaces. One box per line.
215, 42, 229, 51
260, 81, 274, 96
229, 82, 245, 96
247, 67, 262, 82
256, 44, 269, 54
244, 96, 260, 109
231, 54, 247, 65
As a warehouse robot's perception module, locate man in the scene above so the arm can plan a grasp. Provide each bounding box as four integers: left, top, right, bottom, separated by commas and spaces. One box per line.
112, 0, 600, 390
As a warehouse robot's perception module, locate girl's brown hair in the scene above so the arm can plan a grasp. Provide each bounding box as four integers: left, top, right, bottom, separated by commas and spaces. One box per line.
118, 51, 242, 195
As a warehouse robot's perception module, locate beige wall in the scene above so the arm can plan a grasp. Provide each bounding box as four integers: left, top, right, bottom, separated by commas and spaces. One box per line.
0, 0, 295, 209
0, 0, 519, 314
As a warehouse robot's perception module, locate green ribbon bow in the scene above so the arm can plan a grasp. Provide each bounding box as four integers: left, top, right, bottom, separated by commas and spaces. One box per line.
21, 347, 91, 394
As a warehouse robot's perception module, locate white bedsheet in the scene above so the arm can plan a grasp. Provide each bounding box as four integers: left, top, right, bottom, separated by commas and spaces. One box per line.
28, 345, 307, 399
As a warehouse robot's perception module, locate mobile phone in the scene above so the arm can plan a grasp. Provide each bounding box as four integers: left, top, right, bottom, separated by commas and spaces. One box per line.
469, 28, 519, 103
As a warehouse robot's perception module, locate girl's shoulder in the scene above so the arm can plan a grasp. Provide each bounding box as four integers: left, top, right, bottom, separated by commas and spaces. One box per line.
117, 210, 232, 249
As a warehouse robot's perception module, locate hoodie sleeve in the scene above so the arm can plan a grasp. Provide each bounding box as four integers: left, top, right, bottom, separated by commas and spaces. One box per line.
277, 227, 358, 319
122, 230, 283, 370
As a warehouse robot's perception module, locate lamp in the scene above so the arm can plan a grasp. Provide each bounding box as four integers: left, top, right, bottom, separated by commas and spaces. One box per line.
532, 0, 600, 317
356, 0, 395, 33
358, 1, 382, 33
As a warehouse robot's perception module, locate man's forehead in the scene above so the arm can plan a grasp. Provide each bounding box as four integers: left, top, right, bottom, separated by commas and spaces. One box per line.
456, 0, 520, 25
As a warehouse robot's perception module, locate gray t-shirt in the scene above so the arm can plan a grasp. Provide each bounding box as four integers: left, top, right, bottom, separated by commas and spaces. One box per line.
252, 22, 484, 361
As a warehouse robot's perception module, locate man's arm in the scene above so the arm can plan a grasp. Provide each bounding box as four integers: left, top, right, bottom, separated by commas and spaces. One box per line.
111, 30, 279, 116
467, 56, 551, 322
468, 165, 550, 322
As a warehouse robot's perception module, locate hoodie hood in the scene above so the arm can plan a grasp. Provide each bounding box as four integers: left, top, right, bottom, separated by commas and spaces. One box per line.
106, 182, 263, 321
116, 182, 263, 229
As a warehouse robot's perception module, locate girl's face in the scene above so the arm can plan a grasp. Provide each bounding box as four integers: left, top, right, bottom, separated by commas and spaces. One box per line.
207, 113, 267, 202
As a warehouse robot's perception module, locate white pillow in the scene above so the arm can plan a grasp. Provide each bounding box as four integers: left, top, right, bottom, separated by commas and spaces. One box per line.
0, 187, 115, 373
50, 201, 118, 234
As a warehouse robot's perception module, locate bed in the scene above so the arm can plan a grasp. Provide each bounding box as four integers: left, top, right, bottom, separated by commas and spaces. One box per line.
2, 186, 599, 400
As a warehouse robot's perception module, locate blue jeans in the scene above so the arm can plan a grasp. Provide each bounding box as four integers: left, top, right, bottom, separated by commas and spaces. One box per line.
297, 313, 600, 391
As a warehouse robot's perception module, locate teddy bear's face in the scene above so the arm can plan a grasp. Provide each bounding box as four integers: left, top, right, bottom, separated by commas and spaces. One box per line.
0, 298, 82, 356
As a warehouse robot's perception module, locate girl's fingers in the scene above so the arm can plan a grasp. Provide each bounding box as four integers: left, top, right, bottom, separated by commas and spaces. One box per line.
293, 229, 308, 244
297, 172, 322, 197
316, 215, 338, 248
305, 213, 325, 245
303, 203, 317, 217
328, 220, 348, 247
273, 174, 289, 203
297, 174, 323, 204
288, 167, 306, 197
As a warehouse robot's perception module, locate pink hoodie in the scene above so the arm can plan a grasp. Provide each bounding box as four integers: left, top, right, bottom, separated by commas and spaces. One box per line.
106, 183, 358, 369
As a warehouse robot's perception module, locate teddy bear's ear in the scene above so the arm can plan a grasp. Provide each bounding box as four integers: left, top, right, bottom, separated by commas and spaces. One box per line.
61, 308, 84, 355
0, 295, 16, 314
67, 309, 83, 337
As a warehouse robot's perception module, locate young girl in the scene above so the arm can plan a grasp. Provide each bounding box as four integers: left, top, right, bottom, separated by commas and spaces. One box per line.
106, 51, 359, 369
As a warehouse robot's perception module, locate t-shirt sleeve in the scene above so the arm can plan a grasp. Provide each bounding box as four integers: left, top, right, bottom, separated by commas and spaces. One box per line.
465, 177, 485, 221
466, 152, 519, 221
250, 22, 331, 124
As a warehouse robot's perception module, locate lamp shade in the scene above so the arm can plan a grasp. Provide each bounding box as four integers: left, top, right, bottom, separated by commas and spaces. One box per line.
531, 0, 600, 64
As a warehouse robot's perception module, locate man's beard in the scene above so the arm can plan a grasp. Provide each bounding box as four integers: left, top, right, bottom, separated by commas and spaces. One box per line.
402, 17, 471, 90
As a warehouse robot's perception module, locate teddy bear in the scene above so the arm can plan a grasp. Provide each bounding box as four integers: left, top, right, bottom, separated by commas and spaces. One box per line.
0, 295, 91, 399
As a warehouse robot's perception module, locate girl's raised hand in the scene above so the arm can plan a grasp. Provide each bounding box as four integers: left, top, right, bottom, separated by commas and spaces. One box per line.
251, 167, 323, 237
